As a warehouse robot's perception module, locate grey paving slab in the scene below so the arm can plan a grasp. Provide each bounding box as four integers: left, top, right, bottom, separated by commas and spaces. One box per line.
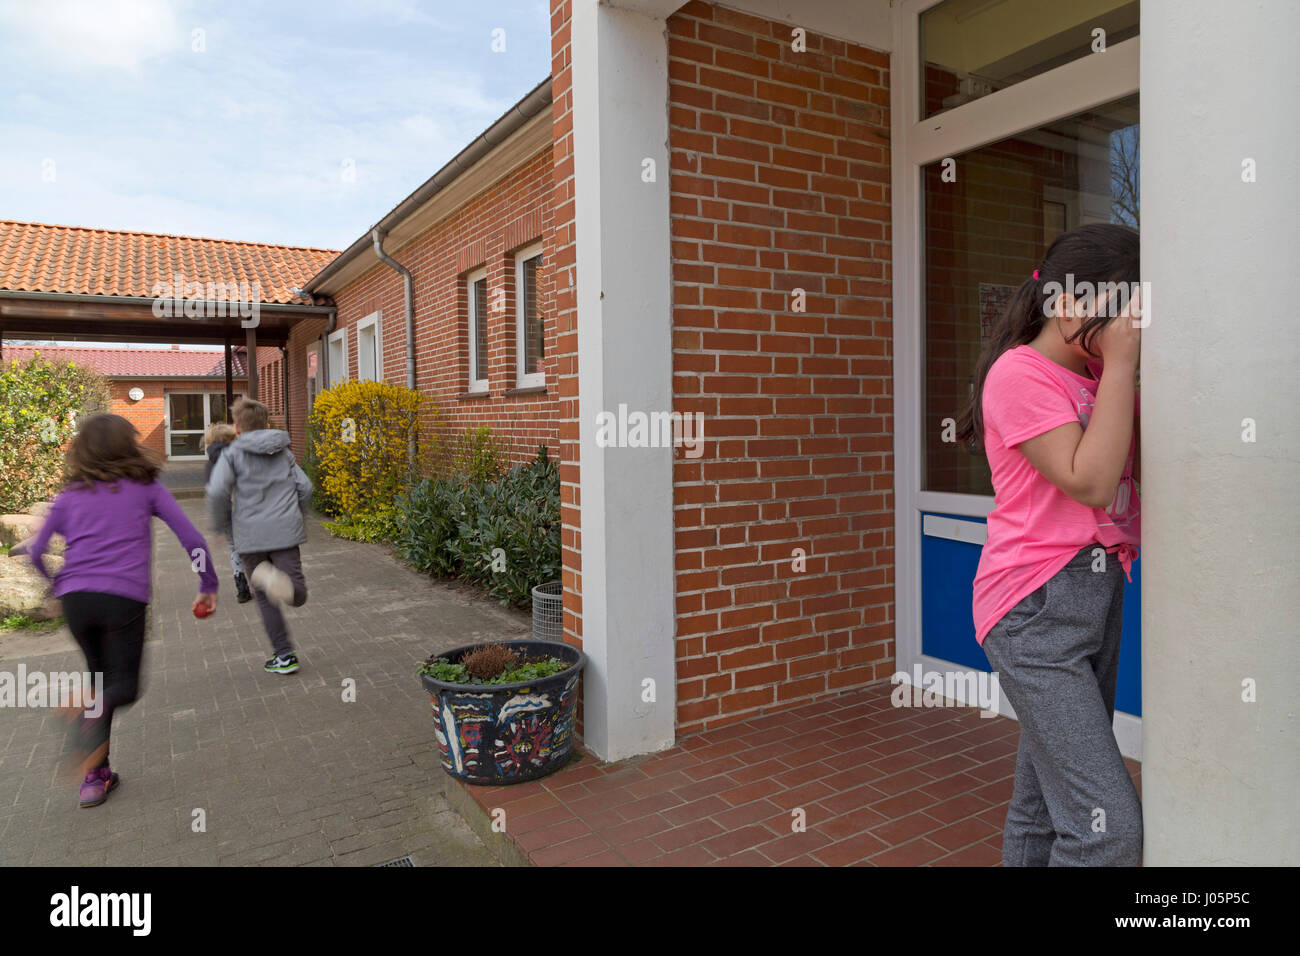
0, 500, 531, 867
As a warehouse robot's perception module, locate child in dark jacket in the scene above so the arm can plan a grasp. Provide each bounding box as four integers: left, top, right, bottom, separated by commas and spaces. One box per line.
29, 414, 218, 808
203, 422, 252, 603
205, 399, 313, 675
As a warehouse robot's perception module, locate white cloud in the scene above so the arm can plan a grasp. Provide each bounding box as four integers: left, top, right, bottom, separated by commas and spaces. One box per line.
0, 0, 187, 73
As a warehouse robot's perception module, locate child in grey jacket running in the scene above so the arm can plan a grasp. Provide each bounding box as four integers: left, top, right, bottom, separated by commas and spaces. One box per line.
205, 398, 313, 674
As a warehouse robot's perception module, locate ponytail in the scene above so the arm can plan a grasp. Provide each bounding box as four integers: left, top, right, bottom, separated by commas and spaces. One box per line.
955, 276, 1046, 450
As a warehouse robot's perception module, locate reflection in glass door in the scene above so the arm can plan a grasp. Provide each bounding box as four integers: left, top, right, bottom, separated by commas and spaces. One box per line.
922, 94, 1140, 497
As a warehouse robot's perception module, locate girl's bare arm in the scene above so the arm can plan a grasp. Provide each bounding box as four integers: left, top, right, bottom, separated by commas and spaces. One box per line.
1018, 362, 1137, 508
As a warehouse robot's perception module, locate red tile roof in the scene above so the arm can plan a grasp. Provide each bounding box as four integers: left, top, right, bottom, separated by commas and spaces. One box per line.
0, 220, 339, 304
1, 344, 250, 378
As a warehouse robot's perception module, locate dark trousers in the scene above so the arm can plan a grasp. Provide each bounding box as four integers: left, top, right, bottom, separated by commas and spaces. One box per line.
981, 545, 1141, 866
239, 546, 308, 657
61, 591, 148, 769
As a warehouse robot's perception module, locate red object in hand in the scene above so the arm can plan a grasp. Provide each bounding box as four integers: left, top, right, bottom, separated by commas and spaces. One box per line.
194, 603, 212, 618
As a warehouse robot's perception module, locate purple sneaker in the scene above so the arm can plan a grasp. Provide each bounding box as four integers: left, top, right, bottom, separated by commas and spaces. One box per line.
79, 766, 119, 808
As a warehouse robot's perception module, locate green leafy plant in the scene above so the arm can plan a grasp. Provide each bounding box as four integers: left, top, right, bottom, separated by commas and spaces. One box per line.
417, 649, 570, 686
447, 424, 501, 483
0, 354, 111, 512
393, 476, 464, 575
1, 614, 64, 633
321, 505, 400, 543
393, 446, 559, 607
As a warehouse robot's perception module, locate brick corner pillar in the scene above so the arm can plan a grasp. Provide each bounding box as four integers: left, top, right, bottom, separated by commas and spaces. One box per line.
570, 0, 680, 761
1142, 0, 1300, 865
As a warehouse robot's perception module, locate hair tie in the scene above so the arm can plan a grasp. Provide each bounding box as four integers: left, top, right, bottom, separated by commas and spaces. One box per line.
1032, 269, 1040, 280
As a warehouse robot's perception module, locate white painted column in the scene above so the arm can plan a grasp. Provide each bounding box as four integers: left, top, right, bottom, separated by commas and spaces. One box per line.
1141, 0, 1300, 865
572, 0, 677, 760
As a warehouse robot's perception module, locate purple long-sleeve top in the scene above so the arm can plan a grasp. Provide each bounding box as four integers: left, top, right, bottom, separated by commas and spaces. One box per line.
28, 478, 219, 604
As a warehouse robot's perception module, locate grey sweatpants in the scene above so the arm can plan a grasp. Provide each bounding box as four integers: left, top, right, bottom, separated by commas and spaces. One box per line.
981, 544, 1142, 866
239, 546, 308, 658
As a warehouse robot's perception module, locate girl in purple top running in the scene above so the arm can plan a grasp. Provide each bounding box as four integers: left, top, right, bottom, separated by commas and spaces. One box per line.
27, 413, 219, 808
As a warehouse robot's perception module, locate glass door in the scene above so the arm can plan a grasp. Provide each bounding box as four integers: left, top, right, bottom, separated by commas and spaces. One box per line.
892, 0, 1141, 735
167, 393, 206, 459
166, 392, 241, 459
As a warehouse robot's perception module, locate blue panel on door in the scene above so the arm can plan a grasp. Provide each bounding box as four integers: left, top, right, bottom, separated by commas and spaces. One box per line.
919, 512, 1141, 717
920, 513, 989, 673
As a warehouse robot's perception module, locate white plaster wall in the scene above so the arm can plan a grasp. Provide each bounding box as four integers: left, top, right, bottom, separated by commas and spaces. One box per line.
1141, 0, 1300, 865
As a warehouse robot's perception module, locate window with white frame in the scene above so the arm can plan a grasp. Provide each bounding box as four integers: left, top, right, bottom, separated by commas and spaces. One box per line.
357, 312, 381, 382
467, 268, 488, 392
326, 327, 348, 387
514, 243, 544, 388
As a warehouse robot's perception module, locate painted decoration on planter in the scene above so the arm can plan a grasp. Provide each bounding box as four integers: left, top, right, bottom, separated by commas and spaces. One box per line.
428, 671, 581, 784
431, 693, 494, 778
492, 676, 579, 778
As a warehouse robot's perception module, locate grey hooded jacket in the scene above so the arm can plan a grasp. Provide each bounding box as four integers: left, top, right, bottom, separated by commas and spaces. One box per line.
205, 428, 313, 554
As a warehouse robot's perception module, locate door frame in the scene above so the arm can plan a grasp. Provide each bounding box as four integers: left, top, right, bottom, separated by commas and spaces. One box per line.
889, 0, 1140, 750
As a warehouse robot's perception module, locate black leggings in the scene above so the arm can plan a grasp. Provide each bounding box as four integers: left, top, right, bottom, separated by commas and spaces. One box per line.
61, 591, 148, 768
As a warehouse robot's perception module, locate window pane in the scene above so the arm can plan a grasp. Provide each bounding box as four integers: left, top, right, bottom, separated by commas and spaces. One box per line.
359, 325, 376, 381
522, 254, 543, 375
921, 0, 1139, 119
211, 392, 241, 424
169, 433, 203, 457
473, 278, 488, 381
921, 94, 1139, 495
169, 394, 204, 430
328, 338, 344, 386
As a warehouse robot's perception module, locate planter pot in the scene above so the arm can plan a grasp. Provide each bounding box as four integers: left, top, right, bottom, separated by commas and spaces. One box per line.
419, 639, 586, 786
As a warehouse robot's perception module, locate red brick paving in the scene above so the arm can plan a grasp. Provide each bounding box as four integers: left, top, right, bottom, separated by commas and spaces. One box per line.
456, 682, 1143, 866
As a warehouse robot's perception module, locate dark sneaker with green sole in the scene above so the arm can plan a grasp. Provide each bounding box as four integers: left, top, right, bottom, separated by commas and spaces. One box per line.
264, 654, 300, 674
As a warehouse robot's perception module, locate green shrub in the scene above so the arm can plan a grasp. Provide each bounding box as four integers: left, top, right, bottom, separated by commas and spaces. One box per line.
393, 476, 464, 575
447, 424, 501, 483
0, 354, 111, 512
302, 417, 335, 516
321, 506, 400, 543
394, 446, 559, 607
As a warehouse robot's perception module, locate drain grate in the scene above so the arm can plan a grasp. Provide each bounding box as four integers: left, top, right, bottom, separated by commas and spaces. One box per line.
374, 855, 415, 867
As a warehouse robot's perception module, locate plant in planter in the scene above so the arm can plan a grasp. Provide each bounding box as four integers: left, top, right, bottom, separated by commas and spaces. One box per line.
418, 639, 585, 786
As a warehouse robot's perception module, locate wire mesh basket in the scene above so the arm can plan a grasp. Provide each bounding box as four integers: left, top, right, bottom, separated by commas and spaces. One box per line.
531, 581, 563, 643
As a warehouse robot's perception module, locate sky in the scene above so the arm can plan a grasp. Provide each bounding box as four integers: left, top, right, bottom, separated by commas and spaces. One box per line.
0, 0, 552, 253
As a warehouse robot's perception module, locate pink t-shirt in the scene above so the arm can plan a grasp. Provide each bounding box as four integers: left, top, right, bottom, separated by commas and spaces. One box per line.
972, 345, 1140, 645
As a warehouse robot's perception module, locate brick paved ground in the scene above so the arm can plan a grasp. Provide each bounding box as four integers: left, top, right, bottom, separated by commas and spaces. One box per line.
454, 685, 1144, 866
0, 500, 529, 866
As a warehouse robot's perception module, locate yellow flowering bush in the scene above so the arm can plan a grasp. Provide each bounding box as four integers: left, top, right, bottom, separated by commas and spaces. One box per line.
307, 380, 433, 518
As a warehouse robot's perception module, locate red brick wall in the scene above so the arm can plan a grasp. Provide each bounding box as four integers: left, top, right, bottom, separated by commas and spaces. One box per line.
286, 318, 328, 460
320, 146, 558, 473
667, 3, 894, 734
256, 345, 287, 426
549, 0, 584, 729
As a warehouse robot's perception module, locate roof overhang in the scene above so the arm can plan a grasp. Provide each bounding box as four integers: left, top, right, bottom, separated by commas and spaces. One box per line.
306, 77, 553, 297
0, 290, 333, 346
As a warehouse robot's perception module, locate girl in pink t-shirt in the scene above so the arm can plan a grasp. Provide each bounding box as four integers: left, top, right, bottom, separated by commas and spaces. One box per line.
954, 222, 1142, 867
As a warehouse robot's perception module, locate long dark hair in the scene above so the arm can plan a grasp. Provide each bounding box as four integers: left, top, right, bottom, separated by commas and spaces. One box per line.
63, 413, 161, 490
955, 222, 1139, 450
